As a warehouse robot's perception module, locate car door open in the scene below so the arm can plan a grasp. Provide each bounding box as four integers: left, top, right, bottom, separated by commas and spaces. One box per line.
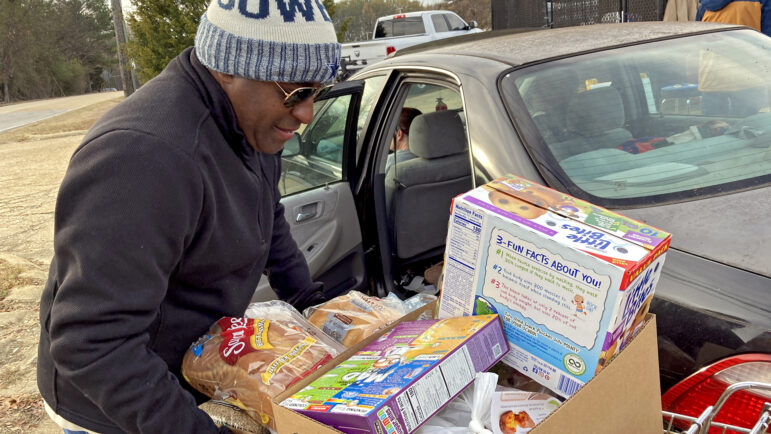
251, 82, 370, 303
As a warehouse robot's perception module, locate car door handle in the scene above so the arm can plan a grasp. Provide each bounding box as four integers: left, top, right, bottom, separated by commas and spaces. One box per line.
296, 202, 320, 222
296, 211, 317, 222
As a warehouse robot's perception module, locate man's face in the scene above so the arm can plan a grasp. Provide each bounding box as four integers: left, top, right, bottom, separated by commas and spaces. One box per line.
214, 73, 317, 154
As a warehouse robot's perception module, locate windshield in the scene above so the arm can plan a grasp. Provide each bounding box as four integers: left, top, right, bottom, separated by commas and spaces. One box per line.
501, 29, 771, 204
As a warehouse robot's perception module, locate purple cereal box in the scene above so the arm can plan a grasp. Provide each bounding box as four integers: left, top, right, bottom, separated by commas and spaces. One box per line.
280, 315, 508, 433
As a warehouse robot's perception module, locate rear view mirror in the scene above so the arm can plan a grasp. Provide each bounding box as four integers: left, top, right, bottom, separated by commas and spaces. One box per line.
468, 20, 478, 29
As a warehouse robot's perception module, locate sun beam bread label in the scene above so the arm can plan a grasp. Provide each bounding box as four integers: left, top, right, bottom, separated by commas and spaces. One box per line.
218, 318, 273, 365
261, 336, 315, 385
438, 175, 670, 398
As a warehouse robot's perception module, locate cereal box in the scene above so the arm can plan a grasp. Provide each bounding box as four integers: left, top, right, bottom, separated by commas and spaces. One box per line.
280, 315, 508, 433
438, 175, 670, 398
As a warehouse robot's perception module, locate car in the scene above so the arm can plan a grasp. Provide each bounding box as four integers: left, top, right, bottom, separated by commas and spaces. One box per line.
257, 22, 771, 429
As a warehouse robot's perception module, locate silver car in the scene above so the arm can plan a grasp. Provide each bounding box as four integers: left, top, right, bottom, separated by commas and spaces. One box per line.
270, 22, 770, 429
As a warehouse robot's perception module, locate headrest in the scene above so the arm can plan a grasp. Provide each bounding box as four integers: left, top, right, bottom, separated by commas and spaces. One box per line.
408, 110, 468, 159
565, 87, 626, 135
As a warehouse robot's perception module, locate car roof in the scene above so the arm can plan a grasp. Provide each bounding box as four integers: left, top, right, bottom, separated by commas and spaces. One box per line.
392, 22, 744, 67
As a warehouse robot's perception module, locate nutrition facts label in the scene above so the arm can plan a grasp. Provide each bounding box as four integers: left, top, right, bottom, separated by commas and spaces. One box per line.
448, 212, 482, 267
394, 346, 475, 432
440, 206, 484, 318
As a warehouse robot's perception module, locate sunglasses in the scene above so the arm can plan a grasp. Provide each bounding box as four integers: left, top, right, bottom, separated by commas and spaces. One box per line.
273, 81, 332, 108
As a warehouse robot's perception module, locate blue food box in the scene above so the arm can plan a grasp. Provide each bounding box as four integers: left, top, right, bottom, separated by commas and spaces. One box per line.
438, 175, 670, 398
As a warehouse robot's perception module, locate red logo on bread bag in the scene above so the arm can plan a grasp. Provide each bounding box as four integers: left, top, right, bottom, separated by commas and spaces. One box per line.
217, 318, 272, 365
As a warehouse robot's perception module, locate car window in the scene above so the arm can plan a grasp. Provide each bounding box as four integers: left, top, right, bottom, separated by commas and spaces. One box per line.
384, 81, 465, 173
280, 77, 385, 197
501, 30, 771, 204
403, 83, 463, 115
431, 15, 450, 33
375, 16, 425, 38
445, 13, 467, 31
279, 95, 351, 196
357, 75, 387, 146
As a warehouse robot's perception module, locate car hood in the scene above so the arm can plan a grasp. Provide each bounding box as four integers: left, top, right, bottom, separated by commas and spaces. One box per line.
620, 186, 770, 278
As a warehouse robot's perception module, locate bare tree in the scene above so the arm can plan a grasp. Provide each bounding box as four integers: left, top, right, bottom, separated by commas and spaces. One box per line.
438, 0, 492, 30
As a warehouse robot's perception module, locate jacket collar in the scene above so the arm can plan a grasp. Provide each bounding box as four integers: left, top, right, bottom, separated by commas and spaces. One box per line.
175, 47, 255, 159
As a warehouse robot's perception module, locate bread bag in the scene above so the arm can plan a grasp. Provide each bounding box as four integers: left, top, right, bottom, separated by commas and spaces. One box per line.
303, 290, 405, 347
182, 301, 343, 429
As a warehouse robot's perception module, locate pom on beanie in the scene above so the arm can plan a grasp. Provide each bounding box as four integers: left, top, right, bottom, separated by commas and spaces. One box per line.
195, 0, 341, 84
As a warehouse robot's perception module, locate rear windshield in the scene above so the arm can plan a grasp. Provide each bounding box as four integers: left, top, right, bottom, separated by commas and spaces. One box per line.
374, 17, 426, 38
501, 29, 771, 205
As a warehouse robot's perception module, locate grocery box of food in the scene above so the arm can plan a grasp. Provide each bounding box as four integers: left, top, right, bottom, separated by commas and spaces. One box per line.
279, 314, 508, 433
210, 310, 661, 433
437, 175, 670, 397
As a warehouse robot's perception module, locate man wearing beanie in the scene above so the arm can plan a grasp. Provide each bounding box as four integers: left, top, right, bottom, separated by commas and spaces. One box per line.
37, 1, 340, 433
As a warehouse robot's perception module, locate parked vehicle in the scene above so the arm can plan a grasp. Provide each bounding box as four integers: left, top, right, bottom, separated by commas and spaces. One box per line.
338, 10, 482, 80
259, 22, 771, 429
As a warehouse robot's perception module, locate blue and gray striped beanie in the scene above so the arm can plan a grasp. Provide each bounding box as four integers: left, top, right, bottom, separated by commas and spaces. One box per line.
195, 0, 341, 84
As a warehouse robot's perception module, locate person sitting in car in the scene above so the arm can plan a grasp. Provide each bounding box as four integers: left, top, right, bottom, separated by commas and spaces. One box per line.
386, 107, 422, 173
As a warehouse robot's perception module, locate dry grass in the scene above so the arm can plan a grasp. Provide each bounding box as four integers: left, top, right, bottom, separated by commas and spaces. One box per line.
0, 260, 37, 302
0, 394, 48, 433
0, 97, 120, 434
0, 98, 121, 145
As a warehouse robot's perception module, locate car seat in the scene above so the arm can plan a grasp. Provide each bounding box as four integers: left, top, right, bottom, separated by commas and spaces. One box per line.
522, 72, 578, 144
384, 110, 472, 260
549, 86, 633, 161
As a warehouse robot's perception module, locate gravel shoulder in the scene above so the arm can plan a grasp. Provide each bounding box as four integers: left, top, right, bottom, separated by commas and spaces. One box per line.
0, 97, 121, 433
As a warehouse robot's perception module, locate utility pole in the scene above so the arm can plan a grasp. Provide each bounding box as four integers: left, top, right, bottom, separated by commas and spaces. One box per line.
111, 0, 135, 97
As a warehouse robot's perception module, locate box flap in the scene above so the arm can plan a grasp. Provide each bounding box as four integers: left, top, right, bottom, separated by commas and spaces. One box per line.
482, 174, 671, 251
530, 314, 662, 434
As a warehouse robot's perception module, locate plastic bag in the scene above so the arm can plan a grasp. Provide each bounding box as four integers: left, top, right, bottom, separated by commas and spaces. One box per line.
181, 301, 343, 430
384, 291, 437, 316
303, 290, 407, 347
244, 300, 344, 353
417, 372, 499, 434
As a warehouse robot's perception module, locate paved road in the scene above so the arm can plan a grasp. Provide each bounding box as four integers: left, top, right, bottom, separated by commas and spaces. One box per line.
0, 91, 123, 133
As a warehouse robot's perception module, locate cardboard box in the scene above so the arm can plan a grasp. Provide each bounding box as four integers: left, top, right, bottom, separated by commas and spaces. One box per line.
437, 175, 670, 397
529, 315, 661, 433
206, 313, 662, 434
281, 314, 508, 433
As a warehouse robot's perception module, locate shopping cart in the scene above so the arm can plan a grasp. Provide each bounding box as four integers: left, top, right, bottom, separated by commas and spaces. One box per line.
662, 381, 771, 434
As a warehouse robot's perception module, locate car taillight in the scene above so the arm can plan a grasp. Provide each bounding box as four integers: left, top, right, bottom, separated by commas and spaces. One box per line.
386, 46, 396, 56
661, 354, 771, 433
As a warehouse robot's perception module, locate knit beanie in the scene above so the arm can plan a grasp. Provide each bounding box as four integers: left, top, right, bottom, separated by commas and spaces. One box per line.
194, 0, 341, 84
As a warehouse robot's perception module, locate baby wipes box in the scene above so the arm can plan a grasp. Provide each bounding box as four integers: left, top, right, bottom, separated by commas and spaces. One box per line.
280, 315, 508, 433
438, 175, 670, 398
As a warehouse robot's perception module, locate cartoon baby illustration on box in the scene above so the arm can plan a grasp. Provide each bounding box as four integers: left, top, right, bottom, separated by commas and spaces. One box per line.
572, 294, 587, 316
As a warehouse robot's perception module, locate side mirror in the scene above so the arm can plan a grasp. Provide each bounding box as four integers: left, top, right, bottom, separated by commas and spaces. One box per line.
283, 132, 301, 157
468, 20, 478, 29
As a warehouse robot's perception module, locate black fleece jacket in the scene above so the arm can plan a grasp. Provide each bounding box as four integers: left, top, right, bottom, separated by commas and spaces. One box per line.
37, 47, 323, 433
